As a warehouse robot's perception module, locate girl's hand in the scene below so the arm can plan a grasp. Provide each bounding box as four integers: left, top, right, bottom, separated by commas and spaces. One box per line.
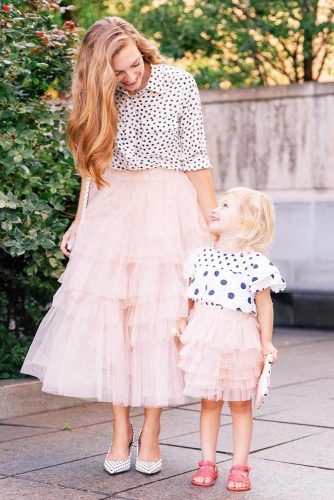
262, 341, 278, 363
171, 317, 188, 348
60, 220, 79, 257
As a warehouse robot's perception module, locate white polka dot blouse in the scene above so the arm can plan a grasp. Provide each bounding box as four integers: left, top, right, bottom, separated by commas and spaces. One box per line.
112, 63, 211, 171
184, 245, 286, 314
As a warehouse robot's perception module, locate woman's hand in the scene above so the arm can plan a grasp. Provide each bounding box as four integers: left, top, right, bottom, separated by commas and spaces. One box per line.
262, 341, 278, 363
60, 220, 79, 257
171, 317, 188, 348
185, 169, 217, 226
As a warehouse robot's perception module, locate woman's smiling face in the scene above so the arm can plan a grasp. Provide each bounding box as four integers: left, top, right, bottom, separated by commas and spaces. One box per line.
209, 193, 242, 236
112, 41, 145, 92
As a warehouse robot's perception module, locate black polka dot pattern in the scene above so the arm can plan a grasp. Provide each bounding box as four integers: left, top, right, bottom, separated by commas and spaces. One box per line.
112, 64, 211, 171
184, 244, 287, 314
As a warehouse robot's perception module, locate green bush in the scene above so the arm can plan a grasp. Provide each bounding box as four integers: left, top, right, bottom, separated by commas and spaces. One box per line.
0, 1, 81, 378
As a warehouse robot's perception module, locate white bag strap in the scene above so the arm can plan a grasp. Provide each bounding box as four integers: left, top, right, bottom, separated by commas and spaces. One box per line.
81, 177, 91, 220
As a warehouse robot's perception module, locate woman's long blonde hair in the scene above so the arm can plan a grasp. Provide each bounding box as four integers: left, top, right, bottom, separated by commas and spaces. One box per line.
225, 187, 276, 254
67, 17, 164, 188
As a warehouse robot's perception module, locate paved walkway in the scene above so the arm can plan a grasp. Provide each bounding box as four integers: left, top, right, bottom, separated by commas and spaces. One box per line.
0, 328, 333, 499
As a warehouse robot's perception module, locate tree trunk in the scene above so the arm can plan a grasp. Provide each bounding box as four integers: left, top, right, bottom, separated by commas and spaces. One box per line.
301, 0, 318, 81
60, 0, 75, 22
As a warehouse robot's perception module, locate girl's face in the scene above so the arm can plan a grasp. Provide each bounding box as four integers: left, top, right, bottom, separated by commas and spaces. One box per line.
112, 41, 145, 92
209, 193, 242, 235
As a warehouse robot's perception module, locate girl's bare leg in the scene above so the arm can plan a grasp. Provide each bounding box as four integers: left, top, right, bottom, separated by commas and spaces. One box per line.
228, 400, 253, 490
193, 399, 223, 485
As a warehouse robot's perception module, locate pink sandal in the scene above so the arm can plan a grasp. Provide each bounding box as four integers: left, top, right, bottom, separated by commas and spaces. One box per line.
191, 460, 218, 487
227, 465, 251, 492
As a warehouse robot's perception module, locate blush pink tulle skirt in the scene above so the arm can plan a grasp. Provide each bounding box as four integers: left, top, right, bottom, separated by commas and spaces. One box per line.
178, 304, 264, 402
20, 168, 212, 407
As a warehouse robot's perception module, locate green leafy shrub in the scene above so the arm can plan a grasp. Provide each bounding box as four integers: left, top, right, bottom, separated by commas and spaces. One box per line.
0, 1, 82, 378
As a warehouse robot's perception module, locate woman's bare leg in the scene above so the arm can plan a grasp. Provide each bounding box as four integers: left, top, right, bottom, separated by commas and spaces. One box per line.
137, 407, 162, 461
107, 405, 133, 460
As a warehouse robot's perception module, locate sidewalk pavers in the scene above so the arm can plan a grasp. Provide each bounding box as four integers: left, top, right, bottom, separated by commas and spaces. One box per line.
0, 327, 333, 499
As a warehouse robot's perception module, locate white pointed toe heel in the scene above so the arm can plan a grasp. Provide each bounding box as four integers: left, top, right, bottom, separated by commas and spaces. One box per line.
135, 428, 162, 475
104, 424, 135, 475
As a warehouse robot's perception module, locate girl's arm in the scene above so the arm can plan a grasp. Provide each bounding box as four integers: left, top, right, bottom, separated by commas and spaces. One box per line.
60, 176, 90, 257
185, 169, 217, 225
255, 288, 278, 361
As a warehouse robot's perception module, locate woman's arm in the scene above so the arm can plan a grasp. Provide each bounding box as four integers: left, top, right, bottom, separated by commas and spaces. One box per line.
185, 169, 217, 225
60, 176, 90, 256
179, 75, 217, 223
255, 288, 278, 361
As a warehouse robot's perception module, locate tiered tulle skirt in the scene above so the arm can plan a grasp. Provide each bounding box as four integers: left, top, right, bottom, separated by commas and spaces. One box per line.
178, 304, 264, 401
21, 168, 212, 407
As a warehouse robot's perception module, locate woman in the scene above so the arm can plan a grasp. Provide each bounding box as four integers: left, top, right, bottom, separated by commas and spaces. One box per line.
21, 16, 217, 474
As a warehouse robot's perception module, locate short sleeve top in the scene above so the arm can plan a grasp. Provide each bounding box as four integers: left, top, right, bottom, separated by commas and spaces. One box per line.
112, 63, 211, 171
184, 245, 286, 314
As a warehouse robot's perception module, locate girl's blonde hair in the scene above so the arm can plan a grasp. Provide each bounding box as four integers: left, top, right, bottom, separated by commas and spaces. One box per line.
224, 187, 276, 254
67, 16, 164, 188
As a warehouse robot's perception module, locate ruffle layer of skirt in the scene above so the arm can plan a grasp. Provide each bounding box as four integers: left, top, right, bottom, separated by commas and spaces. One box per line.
178, 304, 264, 401
21, 168, 213, 406
22, 308, 185, 407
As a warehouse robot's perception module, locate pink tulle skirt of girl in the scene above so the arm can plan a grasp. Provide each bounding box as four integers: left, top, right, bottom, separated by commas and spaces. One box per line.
178, 304, 264, 402
21, 167, 212, 407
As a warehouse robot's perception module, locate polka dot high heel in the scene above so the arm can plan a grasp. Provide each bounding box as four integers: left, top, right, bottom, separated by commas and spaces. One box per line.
135, 428, 162, 475
104, 424, 135, 475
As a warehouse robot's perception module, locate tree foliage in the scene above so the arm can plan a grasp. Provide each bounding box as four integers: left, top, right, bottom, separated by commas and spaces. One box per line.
59, 0, 110, 29
115, 0, 334, 87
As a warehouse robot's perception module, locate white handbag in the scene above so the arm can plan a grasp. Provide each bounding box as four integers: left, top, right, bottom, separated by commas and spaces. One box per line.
66, 177, 91, 252
254, 352, 274, 410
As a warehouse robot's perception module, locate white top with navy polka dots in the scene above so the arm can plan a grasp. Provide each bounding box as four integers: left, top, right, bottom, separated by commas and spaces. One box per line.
184, 245, 286, 315
112, 63, 211, 171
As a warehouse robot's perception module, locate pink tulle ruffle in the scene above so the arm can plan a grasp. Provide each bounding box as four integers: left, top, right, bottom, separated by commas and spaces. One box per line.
178, 304, 264, 401
21, 168, 212, 407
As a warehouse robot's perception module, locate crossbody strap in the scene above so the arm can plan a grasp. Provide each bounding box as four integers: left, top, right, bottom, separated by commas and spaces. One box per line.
81, 177, 91, 221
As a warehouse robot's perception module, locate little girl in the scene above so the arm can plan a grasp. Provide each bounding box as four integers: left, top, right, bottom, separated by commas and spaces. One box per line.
175, 187, 286, 492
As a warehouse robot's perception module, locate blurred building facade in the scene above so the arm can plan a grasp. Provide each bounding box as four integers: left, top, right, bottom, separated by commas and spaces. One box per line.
201, 83, 334, 326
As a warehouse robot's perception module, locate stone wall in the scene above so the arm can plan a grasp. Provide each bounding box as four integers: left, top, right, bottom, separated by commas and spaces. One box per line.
200, 82, 334, 291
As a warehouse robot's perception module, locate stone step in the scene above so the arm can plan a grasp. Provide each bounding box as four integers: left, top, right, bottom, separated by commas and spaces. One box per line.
0, 377, 84, 420
273, 291, 334, 329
